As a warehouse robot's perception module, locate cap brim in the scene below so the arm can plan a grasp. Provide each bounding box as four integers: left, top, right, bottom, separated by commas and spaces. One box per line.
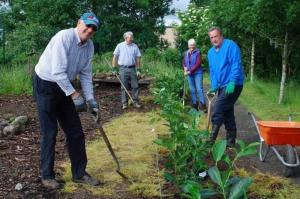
83, 20, 99, 30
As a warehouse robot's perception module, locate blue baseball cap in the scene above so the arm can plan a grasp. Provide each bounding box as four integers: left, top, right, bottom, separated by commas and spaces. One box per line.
80, 12, 100, 30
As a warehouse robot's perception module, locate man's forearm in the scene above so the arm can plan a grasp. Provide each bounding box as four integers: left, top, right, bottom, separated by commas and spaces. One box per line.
136, 57, 141, 68
112, 56, 118, 67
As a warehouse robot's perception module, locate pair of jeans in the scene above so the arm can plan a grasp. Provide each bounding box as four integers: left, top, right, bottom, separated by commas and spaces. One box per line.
187, 72, 205, 105
119, 66, 139, 104
33, 74, 87, 179
211, 85, 243, 132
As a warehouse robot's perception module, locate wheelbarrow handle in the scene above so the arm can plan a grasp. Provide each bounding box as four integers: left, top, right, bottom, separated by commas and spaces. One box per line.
248, 112, 262, 137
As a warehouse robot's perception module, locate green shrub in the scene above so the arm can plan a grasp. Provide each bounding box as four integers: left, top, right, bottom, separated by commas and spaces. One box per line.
143, 48, 161, 62
161, 48, 182, 67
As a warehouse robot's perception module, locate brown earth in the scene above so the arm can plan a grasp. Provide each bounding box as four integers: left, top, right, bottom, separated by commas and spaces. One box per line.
0, 83, 168, 199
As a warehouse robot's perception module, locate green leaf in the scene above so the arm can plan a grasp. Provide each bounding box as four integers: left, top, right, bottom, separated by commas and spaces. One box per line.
164, 172, 175, 183
226, 176, 241, 188
212, 140, 227, 162
229, 177, 253, 199
153, 138, 174, 150
221, 170, 231, 186
182, 180, 201, 199
236, 140, 246, 149
208, 166, 223, 186
236, 142, 259, 159
200, 189, 218, 198
222, 154, 232, 165
153, 138, 164, 145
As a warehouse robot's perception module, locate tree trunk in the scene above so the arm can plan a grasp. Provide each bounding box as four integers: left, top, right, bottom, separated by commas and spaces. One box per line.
250, 37, 255, 83
278, 31, 288, 104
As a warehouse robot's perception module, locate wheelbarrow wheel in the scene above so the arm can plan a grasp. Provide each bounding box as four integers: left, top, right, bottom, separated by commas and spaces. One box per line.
284, 145, 296, 177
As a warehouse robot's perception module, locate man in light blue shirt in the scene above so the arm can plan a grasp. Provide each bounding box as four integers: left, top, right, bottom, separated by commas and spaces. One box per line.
33, 12, 100, 189
207, 27, 244, 147
112, 31, 142, 109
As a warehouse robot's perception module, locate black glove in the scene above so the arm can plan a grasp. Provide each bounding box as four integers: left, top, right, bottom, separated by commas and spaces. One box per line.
72, 94, 86, 112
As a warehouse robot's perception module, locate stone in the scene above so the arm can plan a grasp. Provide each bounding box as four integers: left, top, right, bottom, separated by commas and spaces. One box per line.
15, 183, 23, 191
11, 116, 28, 126
3, 123, 21, 136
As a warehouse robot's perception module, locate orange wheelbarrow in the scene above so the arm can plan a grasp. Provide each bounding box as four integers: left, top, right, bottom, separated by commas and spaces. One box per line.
249, 112, 300, 177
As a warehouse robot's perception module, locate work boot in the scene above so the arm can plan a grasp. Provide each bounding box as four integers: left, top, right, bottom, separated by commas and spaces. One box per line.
133, 102, 142, 108
41, 179, 60, 189
122, 103, 128, 110
192, 103, 198, 110
199, 103, 207, 113
72, 173, 101, 186
208, 124, 221, 145
226, 130, 237, 148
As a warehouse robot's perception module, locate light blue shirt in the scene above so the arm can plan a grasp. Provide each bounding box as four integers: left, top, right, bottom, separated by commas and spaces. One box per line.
208, 39, 244, 90
113, 41, 141, 66
35, 28, 95, 100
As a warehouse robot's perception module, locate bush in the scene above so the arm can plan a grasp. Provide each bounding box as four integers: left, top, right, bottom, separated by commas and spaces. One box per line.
143, 48, 161, 62
161, 48, 182, 67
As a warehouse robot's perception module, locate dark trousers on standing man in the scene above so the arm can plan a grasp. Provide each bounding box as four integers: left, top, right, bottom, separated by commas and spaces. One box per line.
33, 74, 87, 180
211, 85, 243, 138
119, 66, 139, 104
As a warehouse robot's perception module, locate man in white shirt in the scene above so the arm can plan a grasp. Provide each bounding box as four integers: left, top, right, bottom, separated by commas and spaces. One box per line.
112, 31, 142, 109
33, 12, 100, 189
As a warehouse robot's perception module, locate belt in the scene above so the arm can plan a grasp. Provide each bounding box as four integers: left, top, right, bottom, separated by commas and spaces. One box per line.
121, 65, 135, 68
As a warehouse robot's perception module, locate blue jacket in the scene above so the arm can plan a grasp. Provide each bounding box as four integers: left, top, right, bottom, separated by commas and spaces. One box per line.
208, 39, 244, 89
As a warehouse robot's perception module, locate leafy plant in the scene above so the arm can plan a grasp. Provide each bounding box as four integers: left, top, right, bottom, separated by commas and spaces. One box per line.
207, 140, 259, 199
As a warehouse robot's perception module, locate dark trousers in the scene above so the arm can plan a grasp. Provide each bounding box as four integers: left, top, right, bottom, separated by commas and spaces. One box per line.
119, 66, 139, 104
33, 74, 87, 179
211, 85, 243, 132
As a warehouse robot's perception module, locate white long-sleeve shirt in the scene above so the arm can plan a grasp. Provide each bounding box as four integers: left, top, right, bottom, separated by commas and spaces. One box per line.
35, 28, 94, 101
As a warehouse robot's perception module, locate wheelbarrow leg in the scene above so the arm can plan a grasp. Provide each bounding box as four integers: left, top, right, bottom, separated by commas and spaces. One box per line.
284, 145, 296, 177
259, 141, 270, 162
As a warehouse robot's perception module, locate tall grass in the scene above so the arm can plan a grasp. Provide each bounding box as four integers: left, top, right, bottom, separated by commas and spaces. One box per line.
0, 66, 32, 95
240, 79, 300, 121
92, 53, 182, 79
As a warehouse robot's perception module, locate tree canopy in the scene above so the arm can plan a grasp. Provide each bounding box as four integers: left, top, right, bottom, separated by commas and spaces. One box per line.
1, 0, 173, 61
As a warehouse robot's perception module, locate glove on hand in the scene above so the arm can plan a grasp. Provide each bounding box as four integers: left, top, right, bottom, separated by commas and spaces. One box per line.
184, 70, 190, 76
207, 88, 218, 95
225, 82, 235, 95
72, 94, 86, 112
87, 99, 100, 121
136, 70, 141, 79
87, 99, 98, 110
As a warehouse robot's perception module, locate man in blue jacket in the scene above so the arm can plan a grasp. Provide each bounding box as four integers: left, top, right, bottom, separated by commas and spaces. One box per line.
207, 27, 244, 147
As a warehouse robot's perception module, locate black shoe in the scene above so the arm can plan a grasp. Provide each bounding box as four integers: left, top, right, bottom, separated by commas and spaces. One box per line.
41, 179, 60, 189
226, 130, 237, 148
226, 140, 236, 148
192, 103, 199, 110
72, 173, 101, 186
199, 103, 207, 113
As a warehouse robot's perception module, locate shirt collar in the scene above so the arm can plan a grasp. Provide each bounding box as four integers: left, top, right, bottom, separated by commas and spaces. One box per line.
124, 41, 133, 46
74, 28, 88, 47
